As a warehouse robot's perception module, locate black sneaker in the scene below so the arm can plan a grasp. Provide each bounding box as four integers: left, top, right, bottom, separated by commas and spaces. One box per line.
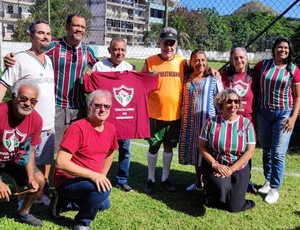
116, 183, 133, 192
49, 190, 62, 218
14, 213, 43, 226
144, 179, 155, 194
161, 179, 175, 192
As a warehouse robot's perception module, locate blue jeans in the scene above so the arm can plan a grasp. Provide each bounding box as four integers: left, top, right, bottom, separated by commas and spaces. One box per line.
116, 139, 131, 184
257, 108, 293, 190
59, 178, 111, 227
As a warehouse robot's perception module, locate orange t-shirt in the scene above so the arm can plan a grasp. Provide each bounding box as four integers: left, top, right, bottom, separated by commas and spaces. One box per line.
146, 54, 186, 121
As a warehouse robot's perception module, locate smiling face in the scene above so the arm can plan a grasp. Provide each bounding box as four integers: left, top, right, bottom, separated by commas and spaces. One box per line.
231, 48, 248, 73
66, 16, 86, 45
222, 93, 240, 120
30, 23, 51, 53
159, 39, 177, 61
12, 85, 39, 118
191, 52, 207, 74
88, 94, 111, 124
273, 41, 289, 62
108, 40, 127, 66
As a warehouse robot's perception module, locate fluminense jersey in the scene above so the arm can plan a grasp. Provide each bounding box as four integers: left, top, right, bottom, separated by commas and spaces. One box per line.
0, 101, 42, 166
0, 51, 55, 130
221, 69, 259, 121
255, 59, 300, 110
83, 71, 158, 139
145, 54, 187, 121
199, 114, 256, 167
46, 38, 98, 108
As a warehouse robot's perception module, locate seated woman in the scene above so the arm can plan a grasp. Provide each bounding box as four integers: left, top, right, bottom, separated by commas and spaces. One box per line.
198, 89, 256, 212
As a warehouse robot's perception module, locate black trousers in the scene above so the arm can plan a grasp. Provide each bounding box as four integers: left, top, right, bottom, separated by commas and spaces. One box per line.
203, 160, 254, 212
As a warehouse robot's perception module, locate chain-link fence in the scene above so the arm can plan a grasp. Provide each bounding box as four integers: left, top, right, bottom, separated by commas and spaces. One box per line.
0, 0, 300, 71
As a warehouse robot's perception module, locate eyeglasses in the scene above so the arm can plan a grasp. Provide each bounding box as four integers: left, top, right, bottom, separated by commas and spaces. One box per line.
93, 103, 111, 110
18, 96, 38, 105
72, 48, 77, 62
226, 99, 240, 104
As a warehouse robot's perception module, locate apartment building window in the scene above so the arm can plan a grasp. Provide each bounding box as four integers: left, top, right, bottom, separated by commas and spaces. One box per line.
135, 10, 142, 17
107, 19, 120, 28
150, 8, 164, 19
7, 5, 13, 13
7, 24, 14, 32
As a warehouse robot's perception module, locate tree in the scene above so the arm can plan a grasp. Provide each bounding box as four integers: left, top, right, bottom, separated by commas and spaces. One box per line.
143, 24, 163, 47
291, 24, 300, 66
13, 0, 93, 41
168, 7, 207, 50
200, 8, 231, 51
12, 18, 33, 42
178, 32, 190, 50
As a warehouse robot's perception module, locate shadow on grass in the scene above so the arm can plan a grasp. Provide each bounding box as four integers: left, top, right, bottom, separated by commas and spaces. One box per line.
0, 159, 205, 227
108, 161, 206, 217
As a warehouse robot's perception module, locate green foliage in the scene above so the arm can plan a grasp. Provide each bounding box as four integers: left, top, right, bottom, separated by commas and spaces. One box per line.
12, 0, 93, 41
3, 88, 11, 102
143, 24, 163, 47
168, 7, 207, 50
199, 8, 231, 51
291, 24, 300, 66
12, 18, 32, 42
164, 7, 298, 53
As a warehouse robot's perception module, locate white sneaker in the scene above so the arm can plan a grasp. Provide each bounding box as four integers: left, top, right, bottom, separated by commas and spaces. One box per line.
34, 195, 51, 206
264, 188, 279, 204
258, 181, 270, 194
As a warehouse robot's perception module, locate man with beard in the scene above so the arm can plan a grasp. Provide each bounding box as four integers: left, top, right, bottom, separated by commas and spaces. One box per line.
46, 14, 98, 152
4, 14, 98, 152
0, 80, 45, 226
0, 18, 55, 206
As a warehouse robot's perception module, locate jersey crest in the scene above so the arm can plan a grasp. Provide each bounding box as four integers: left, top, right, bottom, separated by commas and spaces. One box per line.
3, 128, 27, 152
230, 80, 249, 97
113, 85, 134, 107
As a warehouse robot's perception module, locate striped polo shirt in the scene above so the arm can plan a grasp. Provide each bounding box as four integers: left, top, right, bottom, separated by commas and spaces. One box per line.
46, 38, 98, 108
200, 114, 256, 167
255, 59, 300, 110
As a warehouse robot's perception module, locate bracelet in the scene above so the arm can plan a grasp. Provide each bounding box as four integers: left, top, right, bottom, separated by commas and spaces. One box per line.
211, 161, 218, 169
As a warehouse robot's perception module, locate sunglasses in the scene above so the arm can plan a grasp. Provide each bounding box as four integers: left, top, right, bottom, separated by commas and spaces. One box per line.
93, 103, 111, 110
226, 99, 240, 104
18, 96, 38, 105
162, 40, 176, 47
72, 48, 77, 62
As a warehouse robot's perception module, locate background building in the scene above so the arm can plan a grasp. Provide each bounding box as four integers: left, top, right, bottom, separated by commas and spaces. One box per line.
0, 0, 34, 41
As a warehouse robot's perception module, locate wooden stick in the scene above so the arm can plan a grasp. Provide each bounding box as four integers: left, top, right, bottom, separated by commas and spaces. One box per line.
13, 188, 34, 196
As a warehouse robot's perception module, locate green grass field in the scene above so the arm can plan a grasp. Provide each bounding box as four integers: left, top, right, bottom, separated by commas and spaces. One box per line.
0, 139, 299, 230
1, 59, 299, 229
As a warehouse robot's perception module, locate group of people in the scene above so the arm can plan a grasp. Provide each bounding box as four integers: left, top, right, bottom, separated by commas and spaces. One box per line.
0, 13, 299, 230
179, 36, 300, 212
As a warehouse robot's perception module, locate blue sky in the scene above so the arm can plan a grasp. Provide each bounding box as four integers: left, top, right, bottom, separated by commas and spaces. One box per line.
180, 0, 300, 18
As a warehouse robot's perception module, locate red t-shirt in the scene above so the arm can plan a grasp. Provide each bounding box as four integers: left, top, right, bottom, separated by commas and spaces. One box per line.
83, 71, 158, 139
0, 101, 42, 166
53, 118, 118, 188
